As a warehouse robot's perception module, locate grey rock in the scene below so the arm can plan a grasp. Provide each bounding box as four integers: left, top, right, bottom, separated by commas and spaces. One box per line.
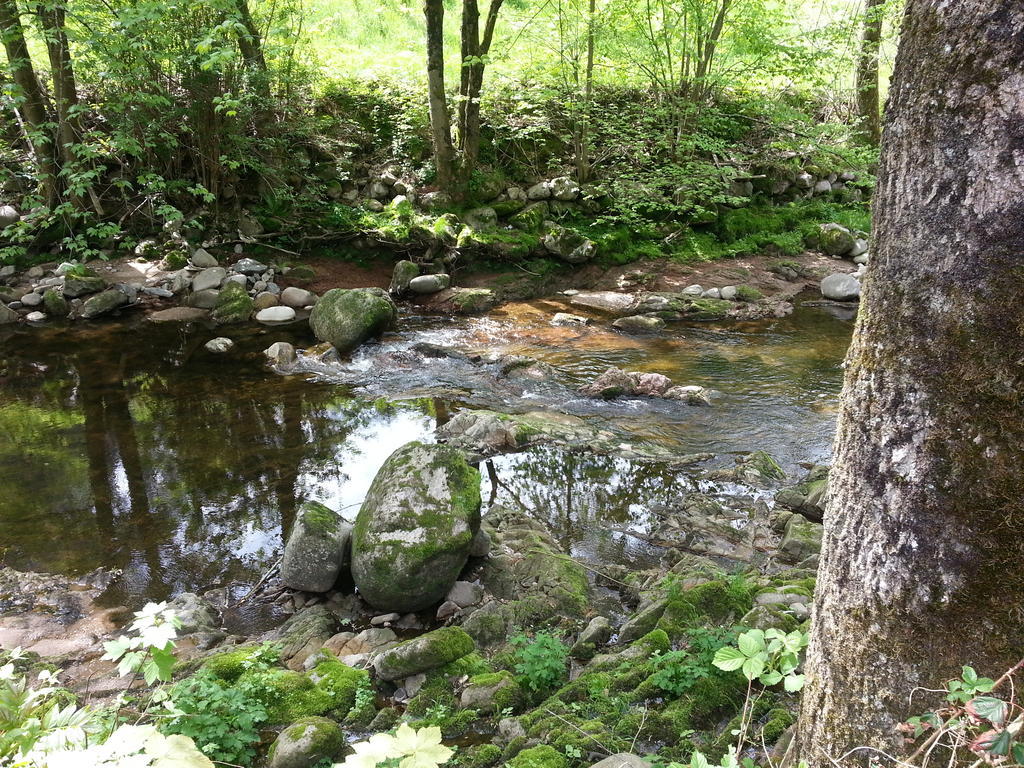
820, 273, 861, 301
370, 612, 401, 626
819, 223, 856, 257
232, 258, 268, 275
446, 581, 484, 608
187, 289, 220, 309
551, 312, 589, 327
571, 616, 612, 660
408, 274, 450, 295
142, 287, 174, 298
281, 502, 352, 593
702, 288, 722, 299
779, 514, 823, 562
192, 267, 226, 292
794, 172, 814, 189
853, 253, 870, 265
281, 286, 317, 308
63, 275, 106, 298
351, 442, 481, 613
849, 238, 869, 258
256, 305, 297, 323
469, 528, 491, 558
813, 180, 832, 195
0, 304, 17, 323
612, 315, 665, 334
436, 601, 460, 620
253, 292, 279, 311
719, 285, 738, 300
81, 289, 129, 319
543, 226, 596, 264
0, 204, 20, 227
223, 273, 247, 288
526, 181, 551, 200
264, 341, 297, 366
204, 337, 234, 353
569, 291, 637, 316
373, 626, 475, 681
368, 181, 390, 199
25, 311, 46, 323
389, 260, 420, 296
190, 248, 218, 268
167, 592, 219, 634
681, 284, 703, 296
148, 307, 209, 323
550, 176, 580, 201
20, 292, 42, 307
589, 754, 650, 768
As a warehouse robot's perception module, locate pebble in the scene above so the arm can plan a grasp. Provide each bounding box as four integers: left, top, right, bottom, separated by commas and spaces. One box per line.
233, 258, 268, 275
204, 337, 234, 353
20, 293, 43, 306
370, 613, 401, 626
142, 287, 174, 298
25, 311, 46, 322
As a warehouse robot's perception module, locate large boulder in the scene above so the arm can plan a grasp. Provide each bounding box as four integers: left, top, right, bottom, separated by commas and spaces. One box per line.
309, 288, 396, 353
820, 273, 861, 301
281, 502, 353, 593
779, 514, 823, 562
351, 441, 481, 612
62, 274, 105, 298
373, 626, 475, 681
775, 465, 829, 523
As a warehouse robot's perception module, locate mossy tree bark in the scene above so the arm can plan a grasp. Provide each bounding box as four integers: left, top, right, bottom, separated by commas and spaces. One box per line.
424, 0, 457, 195
795, 2, 1024, 766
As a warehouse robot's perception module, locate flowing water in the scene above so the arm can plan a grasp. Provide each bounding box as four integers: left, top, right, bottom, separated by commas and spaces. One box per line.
0, 296, 854, 614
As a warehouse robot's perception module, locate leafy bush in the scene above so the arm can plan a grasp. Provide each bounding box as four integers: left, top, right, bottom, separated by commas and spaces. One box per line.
512, 633, 569, 693
651, 627, 735, 698
161, 671, 268, 765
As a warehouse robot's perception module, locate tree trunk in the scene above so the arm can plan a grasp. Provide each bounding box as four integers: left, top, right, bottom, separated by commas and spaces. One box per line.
855, 0, 884, 144
232, 0, 270, 100
0, 0, 57, 204
35, 0, 96, 212
456, 0, 503, 192
424, 0, 457, 196
795, 2, 1024, 766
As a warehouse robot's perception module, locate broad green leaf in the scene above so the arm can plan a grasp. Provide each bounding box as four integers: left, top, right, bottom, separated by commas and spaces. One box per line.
713, 647, 745, 672
784, 673, 805, 692
738, 630, 765, 657
741, 656, 764, 681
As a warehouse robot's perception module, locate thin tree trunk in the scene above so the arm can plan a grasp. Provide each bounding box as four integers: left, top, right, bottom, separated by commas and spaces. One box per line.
855, 0, 884, 144
456, 0, 503, 191
0, 0, 57, 205
35, 0, 98, 212
576, 0, 596, 182
424, 0, 457, 196
795, 2, 1024, 766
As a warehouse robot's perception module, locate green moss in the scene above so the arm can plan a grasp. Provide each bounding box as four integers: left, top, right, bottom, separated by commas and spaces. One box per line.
212, 281, 254, 324
406, 652, 492, 716
163, 251, 188, 270
287, 265, 316, 282
453, 744, 502, 768
300, 501, 342, 538
747, 450, 785, 480
657, 578, 755, 640
734, 285, 763, 302
508, 745, 567, 768
635, 629, 671, 654
241, 659, 367, 724
271, 717, 344, 765
41, 289, 69, 317
202, 645, 261, 683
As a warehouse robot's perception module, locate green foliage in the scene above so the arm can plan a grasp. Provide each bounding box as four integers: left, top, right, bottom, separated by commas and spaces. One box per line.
713, 628, 808, 691
512, 633, 570, 693
102, 602, 182, 686
651, 628, 735, 698
162, 671, 267, 764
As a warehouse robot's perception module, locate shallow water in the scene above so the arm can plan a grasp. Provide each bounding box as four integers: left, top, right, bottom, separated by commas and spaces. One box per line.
0, 297, 853, 611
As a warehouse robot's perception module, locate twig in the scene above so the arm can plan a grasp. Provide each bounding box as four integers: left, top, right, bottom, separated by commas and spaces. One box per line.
235, 558, 282, 606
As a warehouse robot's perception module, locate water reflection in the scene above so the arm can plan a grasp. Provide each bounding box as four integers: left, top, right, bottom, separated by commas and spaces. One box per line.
0, 321, 435, 608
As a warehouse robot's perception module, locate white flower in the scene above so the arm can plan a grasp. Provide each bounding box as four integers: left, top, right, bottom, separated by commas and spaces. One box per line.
338, 732, 399, 768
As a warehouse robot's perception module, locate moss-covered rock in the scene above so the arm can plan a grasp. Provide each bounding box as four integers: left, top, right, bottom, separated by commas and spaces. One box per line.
81, 288, 129, 319
453, 743, 502, 768
243, 657, 367, 724
351, 441, 481, 613
459, 670, 528, 714
309, 287, 396, 353
374, 626, 476, 681
775, 465, 829, 523
212, 281, 253, 323
267, 716, 345, 768
508, 745, 567, 768
510, 203, 547, 234
41, 289, 69, 318
280, 501, 351, 592
389, 260, 420, 296
779, 515, 823, 563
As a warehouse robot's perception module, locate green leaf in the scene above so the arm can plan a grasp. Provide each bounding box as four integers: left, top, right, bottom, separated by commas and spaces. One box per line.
783, 673, 805, 692
741, 656, 765, 681
690, 751, 710, 768
713, 647, 746, 672
759, 671, 783, 686
961, 666, 978, 685
738, 630, 765, 657
1011, 743, 1024, 764
973, 729, 1011, 757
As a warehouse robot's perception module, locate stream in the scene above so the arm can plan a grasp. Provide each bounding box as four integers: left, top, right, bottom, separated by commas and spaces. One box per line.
0, 296, 853, 624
